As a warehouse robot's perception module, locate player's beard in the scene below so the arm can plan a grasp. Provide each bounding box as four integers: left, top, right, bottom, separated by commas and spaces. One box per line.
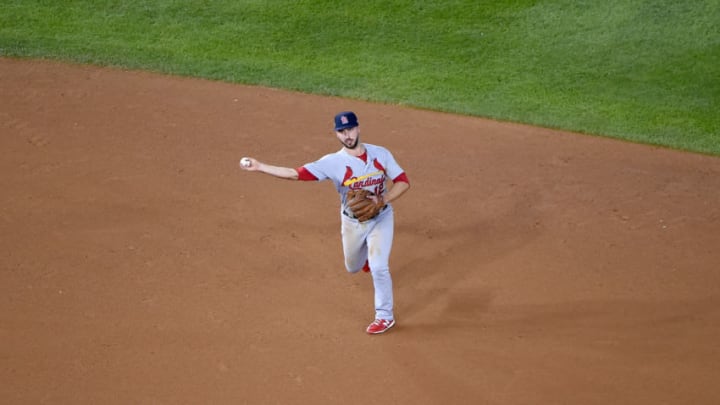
343, 136, 360, 149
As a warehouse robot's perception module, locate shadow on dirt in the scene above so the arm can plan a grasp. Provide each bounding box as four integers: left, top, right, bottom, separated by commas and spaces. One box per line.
393, 185, 546, 329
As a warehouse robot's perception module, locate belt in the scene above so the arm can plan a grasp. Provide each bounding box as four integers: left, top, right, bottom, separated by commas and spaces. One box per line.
343, 204, 388, 220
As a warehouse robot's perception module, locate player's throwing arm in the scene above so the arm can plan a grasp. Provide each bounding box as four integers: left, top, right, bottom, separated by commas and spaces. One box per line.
239, 157, 298, 180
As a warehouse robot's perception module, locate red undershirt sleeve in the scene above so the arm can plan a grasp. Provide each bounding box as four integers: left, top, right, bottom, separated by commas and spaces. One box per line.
296, 166, 318, 181
393, 172, 410, 184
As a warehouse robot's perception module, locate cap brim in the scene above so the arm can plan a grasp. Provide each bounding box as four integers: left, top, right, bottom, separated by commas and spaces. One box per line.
334, 124, 358, 131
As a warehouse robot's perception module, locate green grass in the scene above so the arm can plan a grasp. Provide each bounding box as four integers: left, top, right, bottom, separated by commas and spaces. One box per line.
2, 0, 719, 155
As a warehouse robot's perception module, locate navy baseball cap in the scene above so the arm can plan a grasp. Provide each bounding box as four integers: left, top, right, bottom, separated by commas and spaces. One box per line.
334, 111, 359, 131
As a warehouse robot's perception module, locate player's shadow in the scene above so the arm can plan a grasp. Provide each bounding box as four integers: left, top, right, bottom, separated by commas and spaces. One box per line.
394, 288, 495, 332
392, 187, 544, 329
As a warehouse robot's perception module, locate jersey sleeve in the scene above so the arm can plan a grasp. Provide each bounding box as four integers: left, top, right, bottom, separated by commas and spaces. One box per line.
296, 166, 319, 181
378, 147, 406, 183
392, 172, 410, 184
299, 154, 334, 181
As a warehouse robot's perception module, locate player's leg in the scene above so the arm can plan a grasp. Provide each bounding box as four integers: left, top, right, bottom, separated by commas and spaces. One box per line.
341, 215, 369, 273
366, 209, 395, 321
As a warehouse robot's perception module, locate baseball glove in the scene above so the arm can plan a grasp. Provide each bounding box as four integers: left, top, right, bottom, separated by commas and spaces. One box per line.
346, 189, 385, 222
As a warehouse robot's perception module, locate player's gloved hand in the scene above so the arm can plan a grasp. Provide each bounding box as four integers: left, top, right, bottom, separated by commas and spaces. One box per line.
347, 189, 386, 222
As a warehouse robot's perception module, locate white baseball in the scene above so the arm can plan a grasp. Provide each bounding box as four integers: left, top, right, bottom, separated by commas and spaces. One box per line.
240, 157, 252, 168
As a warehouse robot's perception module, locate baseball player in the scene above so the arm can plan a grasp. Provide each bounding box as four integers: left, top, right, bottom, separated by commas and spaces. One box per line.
239, 111, 410, 334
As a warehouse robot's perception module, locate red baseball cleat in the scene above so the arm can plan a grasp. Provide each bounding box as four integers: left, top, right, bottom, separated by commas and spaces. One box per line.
366, 318, 395, 334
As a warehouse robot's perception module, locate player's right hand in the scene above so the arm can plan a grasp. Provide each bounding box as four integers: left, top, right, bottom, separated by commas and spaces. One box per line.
239, 157, 259, 171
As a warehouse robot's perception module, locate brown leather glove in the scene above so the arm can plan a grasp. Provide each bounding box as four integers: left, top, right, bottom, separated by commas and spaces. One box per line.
346, 189, 386, 222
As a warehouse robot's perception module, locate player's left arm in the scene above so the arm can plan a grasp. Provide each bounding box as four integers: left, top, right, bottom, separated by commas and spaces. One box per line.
374, 147, 410, 205
382, 175, 410, 205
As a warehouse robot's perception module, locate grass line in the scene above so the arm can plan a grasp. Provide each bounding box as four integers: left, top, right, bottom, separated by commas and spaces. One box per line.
1, 0, 718, 155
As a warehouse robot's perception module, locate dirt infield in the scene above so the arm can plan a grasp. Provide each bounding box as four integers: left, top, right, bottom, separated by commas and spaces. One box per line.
2, 58, 720, 404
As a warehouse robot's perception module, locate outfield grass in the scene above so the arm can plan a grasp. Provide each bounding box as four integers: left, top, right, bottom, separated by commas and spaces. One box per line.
1, 0, 718, 155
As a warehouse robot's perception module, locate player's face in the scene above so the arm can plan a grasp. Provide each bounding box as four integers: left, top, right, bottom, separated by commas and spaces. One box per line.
336, 126, 360, 149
